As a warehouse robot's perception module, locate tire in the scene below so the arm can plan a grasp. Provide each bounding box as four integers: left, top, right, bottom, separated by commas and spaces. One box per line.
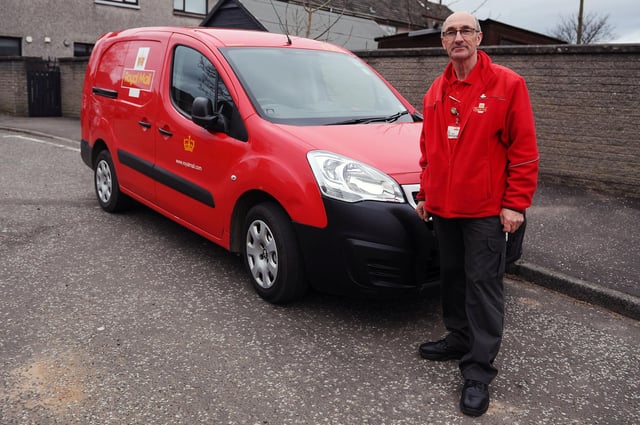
94, 150, 130, 213
243, 202, 308, 304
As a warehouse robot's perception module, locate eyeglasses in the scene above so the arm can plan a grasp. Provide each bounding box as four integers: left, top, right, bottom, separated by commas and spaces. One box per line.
441, 28, 478, 40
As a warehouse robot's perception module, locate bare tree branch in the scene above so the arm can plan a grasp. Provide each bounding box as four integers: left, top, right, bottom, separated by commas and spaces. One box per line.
551, 12, 616, 44
313, 6, 347, 40
275, 0, 349, 42
445, 0, 488, 15
302, 0, 332, 38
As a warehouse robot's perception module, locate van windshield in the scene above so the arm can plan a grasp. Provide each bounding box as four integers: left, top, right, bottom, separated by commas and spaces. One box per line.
222, 47, 413, 126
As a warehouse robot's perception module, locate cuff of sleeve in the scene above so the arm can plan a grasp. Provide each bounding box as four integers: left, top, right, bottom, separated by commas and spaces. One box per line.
502, 206, 525, 214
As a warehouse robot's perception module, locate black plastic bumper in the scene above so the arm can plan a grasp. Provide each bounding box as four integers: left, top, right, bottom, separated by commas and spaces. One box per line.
80, 139, 92, 168
293, 197, 440, 296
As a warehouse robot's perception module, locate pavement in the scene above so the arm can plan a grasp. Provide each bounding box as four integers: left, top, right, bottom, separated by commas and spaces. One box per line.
2, 114, 639, 320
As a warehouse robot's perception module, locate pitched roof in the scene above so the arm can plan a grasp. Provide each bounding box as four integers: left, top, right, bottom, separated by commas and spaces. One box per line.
203, 0, 454, 50
376, 18, 567, 48
324, 0, 453, 29
203, 0, 387, 50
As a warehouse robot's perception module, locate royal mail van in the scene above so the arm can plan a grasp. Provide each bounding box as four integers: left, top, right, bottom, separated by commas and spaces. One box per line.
80, 27, 439, 303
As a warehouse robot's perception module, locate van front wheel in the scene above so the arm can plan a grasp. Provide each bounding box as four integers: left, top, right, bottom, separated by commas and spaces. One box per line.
243, 203, 307, 304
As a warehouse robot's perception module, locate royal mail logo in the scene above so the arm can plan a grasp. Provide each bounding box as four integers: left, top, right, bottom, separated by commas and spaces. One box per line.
183, 135, 195, 152
121, 69, 155, 91
473, 102, 487, 114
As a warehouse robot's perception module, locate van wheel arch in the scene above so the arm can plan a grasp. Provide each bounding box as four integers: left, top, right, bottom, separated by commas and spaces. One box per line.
229, 191, 276, 254
91, 139, 109, 168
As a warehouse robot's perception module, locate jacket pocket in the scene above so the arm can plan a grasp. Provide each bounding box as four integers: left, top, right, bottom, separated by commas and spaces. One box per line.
450, 162, 491, 214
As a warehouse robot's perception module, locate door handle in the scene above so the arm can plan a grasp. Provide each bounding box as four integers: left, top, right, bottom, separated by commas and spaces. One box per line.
158, 127, 173, 137
138, 120, 152, 129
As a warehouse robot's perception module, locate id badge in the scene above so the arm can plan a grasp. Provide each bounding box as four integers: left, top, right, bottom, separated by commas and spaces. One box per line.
447, 125, 460, 139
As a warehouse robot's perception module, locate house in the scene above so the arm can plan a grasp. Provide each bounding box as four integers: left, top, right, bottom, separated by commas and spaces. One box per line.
201, 0, 453, 50
1, 0, 214, 117
376, 18, 566, 49
340, 0, 451, 34
0, 0, 212, 59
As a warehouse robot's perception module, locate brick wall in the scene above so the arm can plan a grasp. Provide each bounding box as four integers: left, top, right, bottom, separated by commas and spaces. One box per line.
0, 58, 29, 116
59, 58, 88, 118
358, 44, 640, 199
0, 57, 87, 118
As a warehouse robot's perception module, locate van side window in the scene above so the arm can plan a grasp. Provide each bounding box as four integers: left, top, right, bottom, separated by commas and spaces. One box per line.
171, 45, 233, 116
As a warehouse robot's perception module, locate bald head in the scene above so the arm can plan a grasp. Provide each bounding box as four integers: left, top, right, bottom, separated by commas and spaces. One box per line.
440, 11, 483, 78
442, 11, 481, 33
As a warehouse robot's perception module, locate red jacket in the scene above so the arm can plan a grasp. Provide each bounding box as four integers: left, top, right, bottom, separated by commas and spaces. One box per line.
417, 51, 539, 218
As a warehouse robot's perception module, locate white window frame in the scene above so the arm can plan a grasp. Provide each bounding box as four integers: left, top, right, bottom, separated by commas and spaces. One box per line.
173, 0, 208, 15
94, 0, 140, 9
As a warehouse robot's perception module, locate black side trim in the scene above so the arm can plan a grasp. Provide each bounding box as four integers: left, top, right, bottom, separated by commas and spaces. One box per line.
118, 149, 155, 177
153, 166, 214, 207
80, 139, 92, 168
117, 149, 215, 208
93, 87, 118, 99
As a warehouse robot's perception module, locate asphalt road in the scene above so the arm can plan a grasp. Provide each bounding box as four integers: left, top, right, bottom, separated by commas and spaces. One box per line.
1, 129, 639, 424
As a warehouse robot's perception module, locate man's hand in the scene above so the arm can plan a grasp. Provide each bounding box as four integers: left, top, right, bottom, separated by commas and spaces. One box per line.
500, 208, 524, 233
416, 200, 429, 222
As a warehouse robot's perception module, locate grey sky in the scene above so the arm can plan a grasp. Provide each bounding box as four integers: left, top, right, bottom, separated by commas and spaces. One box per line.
444, 0, 640, 43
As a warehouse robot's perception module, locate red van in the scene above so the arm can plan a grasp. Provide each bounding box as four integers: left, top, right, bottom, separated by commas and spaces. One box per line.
80, 27, 439, 303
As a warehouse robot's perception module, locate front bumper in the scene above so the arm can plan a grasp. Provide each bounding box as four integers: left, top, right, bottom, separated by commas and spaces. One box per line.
293, 197, 439, 296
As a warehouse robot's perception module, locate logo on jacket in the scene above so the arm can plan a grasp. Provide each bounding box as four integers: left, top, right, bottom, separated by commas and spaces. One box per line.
473, 102, 487, 114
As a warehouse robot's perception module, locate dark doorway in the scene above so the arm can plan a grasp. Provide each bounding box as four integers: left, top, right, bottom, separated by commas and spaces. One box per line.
26, 59, 62, 117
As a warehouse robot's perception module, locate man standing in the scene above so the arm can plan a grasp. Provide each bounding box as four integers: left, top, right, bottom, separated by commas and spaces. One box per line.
415, 11, 539, 417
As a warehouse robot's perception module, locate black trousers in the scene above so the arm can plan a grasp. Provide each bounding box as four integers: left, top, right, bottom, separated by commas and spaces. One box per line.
432, 215, 506, 384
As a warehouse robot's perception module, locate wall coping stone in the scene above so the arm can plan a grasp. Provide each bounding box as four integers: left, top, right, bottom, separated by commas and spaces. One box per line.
356, 43, 640, 58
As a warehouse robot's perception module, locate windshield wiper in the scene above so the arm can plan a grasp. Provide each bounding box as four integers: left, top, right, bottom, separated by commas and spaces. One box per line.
327, 110, 410, 126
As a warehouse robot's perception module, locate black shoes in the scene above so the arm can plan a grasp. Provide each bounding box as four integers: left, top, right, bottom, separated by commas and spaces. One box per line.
419, 340, 490, 416
460, 379, 490, 417
418, 339, 465, 361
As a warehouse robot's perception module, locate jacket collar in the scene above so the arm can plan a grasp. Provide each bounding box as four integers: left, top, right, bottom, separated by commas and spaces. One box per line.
443, 50, 495, 89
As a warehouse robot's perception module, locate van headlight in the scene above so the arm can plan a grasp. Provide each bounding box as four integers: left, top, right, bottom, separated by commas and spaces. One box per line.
307, 150, 405, 203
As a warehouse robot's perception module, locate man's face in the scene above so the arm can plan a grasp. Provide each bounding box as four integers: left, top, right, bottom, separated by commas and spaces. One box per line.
441, 13, 483, 62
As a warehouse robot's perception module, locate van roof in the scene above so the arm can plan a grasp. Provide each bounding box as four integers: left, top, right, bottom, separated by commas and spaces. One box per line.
102, 27, 350, 53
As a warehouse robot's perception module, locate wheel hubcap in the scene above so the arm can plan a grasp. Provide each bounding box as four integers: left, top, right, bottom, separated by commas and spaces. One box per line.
246, 219, 278, 289
96, 160, 112, 203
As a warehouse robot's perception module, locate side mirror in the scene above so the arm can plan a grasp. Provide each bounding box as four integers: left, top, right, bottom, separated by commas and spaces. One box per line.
192, 97, 229, 133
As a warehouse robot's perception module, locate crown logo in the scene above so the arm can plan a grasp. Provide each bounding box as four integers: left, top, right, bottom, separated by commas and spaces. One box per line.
183, 135, 195, 152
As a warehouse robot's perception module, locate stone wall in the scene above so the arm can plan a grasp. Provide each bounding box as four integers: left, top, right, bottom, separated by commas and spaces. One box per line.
0, 57, 30, 116
0, 57, 88, 118
358, 44, 640, 199
59, 58, 88, 118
